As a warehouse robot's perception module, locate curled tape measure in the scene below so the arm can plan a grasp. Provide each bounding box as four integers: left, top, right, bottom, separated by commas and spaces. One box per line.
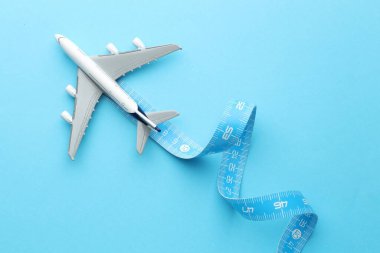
124, 85, 318, 253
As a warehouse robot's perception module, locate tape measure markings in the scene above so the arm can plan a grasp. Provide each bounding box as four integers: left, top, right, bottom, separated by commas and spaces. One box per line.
122, 83, 317, 253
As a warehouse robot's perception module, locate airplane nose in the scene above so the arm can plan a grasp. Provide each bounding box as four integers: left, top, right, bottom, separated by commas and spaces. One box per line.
55, 34, 64, 42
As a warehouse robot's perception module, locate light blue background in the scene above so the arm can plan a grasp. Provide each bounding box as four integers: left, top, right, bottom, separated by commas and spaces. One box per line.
0, 1, 379, 252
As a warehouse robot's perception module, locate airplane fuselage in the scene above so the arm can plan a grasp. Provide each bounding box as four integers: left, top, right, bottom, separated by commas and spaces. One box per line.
56, 35, 159, 131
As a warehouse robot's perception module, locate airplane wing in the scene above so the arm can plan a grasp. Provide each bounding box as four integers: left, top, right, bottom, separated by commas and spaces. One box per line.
68, 69, 103, 159
92, 44, 181, 80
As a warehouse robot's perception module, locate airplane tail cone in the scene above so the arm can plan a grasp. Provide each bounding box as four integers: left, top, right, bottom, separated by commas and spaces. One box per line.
136, 111, 179, 154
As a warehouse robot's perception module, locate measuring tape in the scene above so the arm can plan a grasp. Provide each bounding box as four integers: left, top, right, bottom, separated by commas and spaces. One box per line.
122, 84, 318, 253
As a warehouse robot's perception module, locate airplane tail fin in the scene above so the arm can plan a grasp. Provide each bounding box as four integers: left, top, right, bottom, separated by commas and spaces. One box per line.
136, 111, 179, 154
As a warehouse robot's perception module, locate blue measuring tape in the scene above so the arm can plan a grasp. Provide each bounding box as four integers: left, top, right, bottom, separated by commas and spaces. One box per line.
122, 84, 318, 252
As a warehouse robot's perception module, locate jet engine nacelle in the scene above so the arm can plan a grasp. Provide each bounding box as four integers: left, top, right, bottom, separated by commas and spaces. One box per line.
106, 43, 119, 54
65, 84, 76, 98
132, 37, 146, 50
61, 111, 73, 124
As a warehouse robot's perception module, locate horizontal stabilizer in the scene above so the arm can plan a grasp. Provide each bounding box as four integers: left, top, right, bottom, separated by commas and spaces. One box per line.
146, 111, 179, 124
136, 110, 179, 154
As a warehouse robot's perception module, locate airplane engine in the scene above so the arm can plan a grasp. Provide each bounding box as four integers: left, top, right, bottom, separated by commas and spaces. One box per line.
61, 111, 73, 124
65, 84, 76, 98
106, 43, 119, 54
132, 37, 146, 50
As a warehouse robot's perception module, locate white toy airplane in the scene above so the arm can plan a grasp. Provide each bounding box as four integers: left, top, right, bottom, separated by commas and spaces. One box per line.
56, 34, 181, 160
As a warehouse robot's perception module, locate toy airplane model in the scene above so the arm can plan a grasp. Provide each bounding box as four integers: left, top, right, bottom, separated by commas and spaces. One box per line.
56, 34, 181, 160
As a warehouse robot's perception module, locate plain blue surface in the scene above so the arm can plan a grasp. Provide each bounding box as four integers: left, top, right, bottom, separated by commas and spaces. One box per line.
0, 1, 379, 252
